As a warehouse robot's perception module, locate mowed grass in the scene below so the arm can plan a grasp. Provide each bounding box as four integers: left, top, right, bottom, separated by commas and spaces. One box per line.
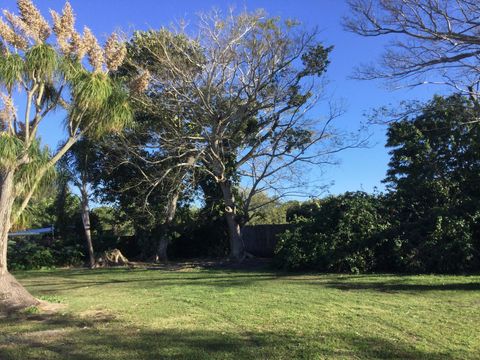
1, 267, 479, 359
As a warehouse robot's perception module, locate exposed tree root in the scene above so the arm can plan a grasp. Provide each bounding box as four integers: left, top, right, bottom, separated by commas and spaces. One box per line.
0, 272, 39, 313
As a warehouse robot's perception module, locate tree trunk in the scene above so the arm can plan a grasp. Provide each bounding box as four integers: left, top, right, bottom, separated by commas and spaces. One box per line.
155, 189, 180, 263
219, 181, 245, 261
0, 171, 14, 275
80, 184, 95, 269
0, 170, 38, 312
155, 230, 169, 262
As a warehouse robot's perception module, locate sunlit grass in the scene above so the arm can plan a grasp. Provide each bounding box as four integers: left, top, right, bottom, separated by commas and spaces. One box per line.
1, 268, 479, 359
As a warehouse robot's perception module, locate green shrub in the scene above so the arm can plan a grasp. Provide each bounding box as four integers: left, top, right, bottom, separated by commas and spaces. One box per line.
8, 238, 84, 270
275, 192, 389, 273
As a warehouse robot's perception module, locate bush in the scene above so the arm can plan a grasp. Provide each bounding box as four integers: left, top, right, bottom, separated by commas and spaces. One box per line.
389, 213, 480, 273
379, 95, 480, 273
275, 192, 389, 273
274, 191, 480, 274
8, 237, 84, 270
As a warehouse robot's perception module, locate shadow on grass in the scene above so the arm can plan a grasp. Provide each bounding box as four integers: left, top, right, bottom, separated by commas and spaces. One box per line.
13, 268, 480, 295
323, 280, 480, 293
17, 271, 284, 294
0, 312, 457, 360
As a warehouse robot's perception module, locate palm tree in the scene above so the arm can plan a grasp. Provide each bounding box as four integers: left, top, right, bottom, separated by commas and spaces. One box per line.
0, 0, 132, 312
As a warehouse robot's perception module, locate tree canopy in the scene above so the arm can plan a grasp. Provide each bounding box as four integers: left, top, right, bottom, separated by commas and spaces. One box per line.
112, 10, 359, 260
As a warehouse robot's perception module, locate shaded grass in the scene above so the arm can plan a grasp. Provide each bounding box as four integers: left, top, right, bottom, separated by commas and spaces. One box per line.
1, 268, 479, 359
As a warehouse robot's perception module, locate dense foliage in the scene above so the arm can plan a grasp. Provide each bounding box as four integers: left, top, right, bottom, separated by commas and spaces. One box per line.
6, 183, 134, 270
7, 188, 84, 270
8, 238, 83, 270
276, 95, 480, 273
383, 95, 480, 273
3, 2, 479, 275
10, 94, 480, 273
275, 192, 388, 273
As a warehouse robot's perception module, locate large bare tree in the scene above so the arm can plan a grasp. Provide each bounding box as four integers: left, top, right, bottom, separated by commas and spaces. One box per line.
124, 11, 359, 261
345, 0, 480, 104
0, 0, 131, 311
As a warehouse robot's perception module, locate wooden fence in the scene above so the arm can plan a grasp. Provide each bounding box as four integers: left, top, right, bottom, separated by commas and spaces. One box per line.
242, 224, 294, 257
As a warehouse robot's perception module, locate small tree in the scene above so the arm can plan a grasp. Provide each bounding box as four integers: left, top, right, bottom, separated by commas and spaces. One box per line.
60, 139, 97, 268
0, 0, 131, 311
88, 133, 195, 262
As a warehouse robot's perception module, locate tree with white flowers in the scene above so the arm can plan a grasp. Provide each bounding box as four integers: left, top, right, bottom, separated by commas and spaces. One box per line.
0, 0, 132, 311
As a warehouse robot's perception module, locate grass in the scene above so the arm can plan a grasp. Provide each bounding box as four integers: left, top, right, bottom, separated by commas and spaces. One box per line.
1, 267, 479, 359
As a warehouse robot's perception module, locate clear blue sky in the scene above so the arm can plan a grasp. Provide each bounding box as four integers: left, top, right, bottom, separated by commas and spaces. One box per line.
4, 0, 444, 195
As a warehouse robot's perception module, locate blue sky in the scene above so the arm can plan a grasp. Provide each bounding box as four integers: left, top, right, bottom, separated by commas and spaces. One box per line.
4, 0, 445, 195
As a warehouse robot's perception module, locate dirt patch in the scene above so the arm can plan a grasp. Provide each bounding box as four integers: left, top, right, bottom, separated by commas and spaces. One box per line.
21, 328, 73, 342
37, 300, 67, 314
79, 309, 116, 322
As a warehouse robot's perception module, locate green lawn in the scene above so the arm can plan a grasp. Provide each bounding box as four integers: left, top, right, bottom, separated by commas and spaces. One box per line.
1, 267, 479, 359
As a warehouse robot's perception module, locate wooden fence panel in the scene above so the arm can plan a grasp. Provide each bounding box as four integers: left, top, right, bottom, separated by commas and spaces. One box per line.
242, 224, 294, 257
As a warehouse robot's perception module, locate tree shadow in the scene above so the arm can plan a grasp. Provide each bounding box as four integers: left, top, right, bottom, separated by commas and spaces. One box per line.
16, 270, 284, 294
14, 269, 480, 295
0, 312, 458, 360
323, 280, 480, 293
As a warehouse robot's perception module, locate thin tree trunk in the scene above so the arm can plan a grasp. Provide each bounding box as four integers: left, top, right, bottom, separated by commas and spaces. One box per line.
80, 184, 95, 269
0, 170, 38, 312
219, 181, 245, 261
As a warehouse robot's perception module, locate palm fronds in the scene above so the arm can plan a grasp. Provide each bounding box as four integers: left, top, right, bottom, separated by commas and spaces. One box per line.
0, 133, 24, 169
25, 44, 58, 82
69, 73, 132, 138
0, 53, 24, 91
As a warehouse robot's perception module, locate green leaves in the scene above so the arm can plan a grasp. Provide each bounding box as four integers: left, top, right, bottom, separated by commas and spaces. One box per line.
384, 94, 480, 272
88, 81, 132, 138
15, 139, 54, 198
71, 71, 113, 111
0, 44, 60, 91
0, 53, 24, 90
299, 44, 333, 78
0, 132, 24, 169
0, 132, 54, 204
25, 44, 58, 82
275, 192, 387, 272
69, 71, 132, 138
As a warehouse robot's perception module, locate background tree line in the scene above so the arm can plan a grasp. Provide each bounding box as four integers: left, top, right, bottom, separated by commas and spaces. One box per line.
5, 0, 480, 283
11, 92, 480, 274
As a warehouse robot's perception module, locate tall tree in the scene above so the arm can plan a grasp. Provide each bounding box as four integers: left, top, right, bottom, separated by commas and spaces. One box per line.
384, 94, 480, 272
0, 0, 131, 311
345, 0, 480, 105
88, 29, 205, 262
123, 11, 356, 260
